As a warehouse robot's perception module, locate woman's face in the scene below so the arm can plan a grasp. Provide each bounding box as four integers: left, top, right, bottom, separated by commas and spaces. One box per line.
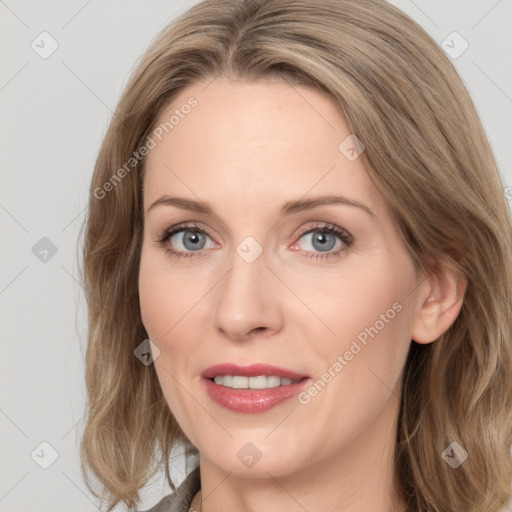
139, 77, 430, 477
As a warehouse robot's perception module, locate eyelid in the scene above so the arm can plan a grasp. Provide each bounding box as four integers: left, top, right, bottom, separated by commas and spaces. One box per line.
156, 221, 212, 241
294, 222, 352, 241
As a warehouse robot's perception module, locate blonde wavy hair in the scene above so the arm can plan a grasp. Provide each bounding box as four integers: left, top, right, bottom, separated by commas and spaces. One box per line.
79, 0, 512, 510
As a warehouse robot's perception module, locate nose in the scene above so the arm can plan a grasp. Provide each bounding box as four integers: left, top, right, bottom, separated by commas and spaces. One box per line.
213, 245, 283, 342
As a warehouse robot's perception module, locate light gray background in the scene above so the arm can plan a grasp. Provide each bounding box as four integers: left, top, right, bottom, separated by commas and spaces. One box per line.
1, 1, 511, 511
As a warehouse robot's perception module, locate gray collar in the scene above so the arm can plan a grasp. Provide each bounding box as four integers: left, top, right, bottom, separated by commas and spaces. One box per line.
141, 466, 201, 512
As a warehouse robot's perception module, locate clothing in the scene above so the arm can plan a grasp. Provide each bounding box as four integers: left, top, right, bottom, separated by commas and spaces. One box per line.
140, 466, 201, 512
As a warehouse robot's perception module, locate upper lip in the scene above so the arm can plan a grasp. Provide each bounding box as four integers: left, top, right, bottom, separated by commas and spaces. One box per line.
201, 363, 308, 380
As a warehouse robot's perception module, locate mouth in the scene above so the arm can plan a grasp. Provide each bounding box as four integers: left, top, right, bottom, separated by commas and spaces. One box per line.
200, 363, 311, 413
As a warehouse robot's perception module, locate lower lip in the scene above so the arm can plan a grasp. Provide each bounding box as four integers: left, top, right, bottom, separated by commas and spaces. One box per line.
202, 377, 311, 413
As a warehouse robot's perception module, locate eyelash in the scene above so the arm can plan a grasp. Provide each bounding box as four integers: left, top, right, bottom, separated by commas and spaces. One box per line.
155, 222, 353, 261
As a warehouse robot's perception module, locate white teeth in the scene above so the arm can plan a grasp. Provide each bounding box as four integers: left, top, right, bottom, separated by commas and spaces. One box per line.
232, 376, 248, 388
212, 375, 301, 389
248, 376, 265, 389
265, 376, 281, 388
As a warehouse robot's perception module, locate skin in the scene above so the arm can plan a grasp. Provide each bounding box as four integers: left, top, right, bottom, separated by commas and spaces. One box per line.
138, 77, 466, 512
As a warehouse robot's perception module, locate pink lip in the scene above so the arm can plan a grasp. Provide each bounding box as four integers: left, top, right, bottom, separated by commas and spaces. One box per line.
201, 363, 311, 414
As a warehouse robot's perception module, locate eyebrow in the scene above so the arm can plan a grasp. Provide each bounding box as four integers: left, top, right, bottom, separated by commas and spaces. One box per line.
146, 194, 375, 219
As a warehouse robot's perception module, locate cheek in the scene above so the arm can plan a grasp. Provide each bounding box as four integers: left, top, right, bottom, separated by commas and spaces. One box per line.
138, 248, 213, 359
299, 262, 414, 386
138, 251, 200, 424
139, 248, 188, 337
291, 264, 406, 344
138, 253, 165, 339
138, 248, 183, 342
299, 275, 412, 435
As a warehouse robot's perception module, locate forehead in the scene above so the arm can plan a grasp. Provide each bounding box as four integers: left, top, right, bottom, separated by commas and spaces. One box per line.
142, 77, 384, 219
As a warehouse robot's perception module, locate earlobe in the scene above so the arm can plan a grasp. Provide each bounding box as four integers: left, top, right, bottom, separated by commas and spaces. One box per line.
411, 260, 468, 344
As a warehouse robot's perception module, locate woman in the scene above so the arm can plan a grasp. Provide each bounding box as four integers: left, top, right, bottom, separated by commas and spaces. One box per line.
79, 0, 512, 511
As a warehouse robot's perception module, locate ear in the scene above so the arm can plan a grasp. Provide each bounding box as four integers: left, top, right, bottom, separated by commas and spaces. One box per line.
411, 258, 467, 344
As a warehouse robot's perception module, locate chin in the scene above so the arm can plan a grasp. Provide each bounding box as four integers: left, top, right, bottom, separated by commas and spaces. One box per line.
202, 442, 305, 478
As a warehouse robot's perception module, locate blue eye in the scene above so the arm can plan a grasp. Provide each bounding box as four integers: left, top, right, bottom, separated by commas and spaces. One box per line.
156, 222, 353, 261
294, 224, 353, 260
157, 223, 214, 260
